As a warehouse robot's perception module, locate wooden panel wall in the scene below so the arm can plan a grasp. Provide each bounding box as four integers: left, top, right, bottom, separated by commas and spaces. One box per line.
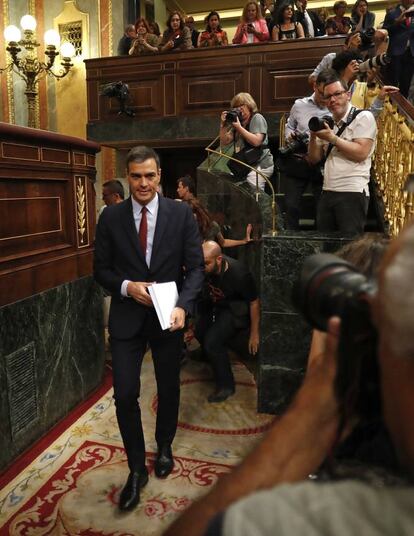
0, 123, 100, 306
85, 36, 345, 124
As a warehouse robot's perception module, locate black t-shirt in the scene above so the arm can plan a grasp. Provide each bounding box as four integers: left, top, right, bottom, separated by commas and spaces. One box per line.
206, 255, 258, 307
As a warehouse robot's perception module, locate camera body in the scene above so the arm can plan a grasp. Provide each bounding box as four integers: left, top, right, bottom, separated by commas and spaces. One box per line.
279, 132, 309, 156
359, 27, 376, 49
224, 108, 244, 124
293, 253, 380, 419
308, 115, 335, 132
358, 53, 390, 73
101, 81, 130, 101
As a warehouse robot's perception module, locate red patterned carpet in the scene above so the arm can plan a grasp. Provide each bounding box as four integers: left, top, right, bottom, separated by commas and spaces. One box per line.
0, 356, 274, 535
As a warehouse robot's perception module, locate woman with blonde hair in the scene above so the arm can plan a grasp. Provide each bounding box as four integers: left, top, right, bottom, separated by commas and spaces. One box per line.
232, 1, 270, 44
219, 92, 274, 191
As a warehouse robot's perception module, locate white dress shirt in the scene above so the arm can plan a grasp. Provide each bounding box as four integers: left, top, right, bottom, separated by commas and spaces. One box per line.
121, 194, 159, 296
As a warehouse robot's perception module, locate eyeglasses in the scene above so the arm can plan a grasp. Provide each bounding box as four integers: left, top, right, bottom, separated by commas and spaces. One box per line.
324, 90, 347, 101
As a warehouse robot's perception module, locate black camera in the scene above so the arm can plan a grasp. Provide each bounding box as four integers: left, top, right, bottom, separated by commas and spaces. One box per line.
224, 108, 244, 124
308, 115, 335, 132
100, 81, 135, 117
293, 253, 380, 419
358, 53, 390, 73
359, 27, 375, 49
278, 132, 309, 156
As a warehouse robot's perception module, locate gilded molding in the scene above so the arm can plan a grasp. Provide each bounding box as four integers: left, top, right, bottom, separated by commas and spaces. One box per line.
76, 176, 87, 245
29, 0, 41, 128
2, 0, 15, 123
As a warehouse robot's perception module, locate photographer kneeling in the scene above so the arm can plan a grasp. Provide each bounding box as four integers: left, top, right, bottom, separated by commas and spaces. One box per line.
279, 71, 332, 230
220, 92, 274, 191
166, 221, 414, 536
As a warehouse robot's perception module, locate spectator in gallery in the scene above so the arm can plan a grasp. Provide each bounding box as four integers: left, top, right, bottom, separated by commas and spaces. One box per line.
129, 18, 159, 56
159, 11, 193, 52
185, 15, 200, 48
326, 1, 352, 35
272, 2, 305, 40
295, 0, 326, 37
232, 1, 270, 44
198, 11, 229, 47
351, 0, 375, 31
148, 20, 161, 37
117, 24, 136, 55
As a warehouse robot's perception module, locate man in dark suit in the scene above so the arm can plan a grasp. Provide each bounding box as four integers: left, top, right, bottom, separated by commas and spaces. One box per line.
295, 0, 326, 37
94, 146, 204, 511
383, 0, 414, 98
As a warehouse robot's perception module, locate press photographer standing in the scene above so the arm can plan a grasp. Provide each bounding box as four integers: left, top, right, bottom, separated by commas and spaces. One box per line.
308, 71, 377, 235
220, 92, 274, 190
280, 71, 331, 230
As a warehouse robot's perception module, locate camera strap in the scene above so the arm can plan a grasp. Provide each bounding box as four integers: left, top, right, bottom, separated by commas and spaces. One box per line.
325, 106, 363, 160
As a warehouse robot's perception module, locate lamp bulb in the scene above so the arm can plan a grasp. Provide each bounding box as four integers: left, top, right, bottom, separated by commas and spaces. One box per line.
44, 29, 60, 47
60, 42, 75, 59
4, 25, 22, 43
20, 15, 37, 31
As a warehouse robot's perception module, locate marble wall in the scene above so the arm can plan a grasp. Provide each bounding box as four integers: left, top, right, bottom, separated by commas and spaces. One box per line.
259, 232, 352, 414
0, 276, 105, 471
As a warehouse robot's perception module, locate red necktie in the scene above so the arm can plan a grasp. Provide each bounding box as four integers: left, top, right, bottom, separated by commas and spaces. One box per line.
139, 206, 147, 255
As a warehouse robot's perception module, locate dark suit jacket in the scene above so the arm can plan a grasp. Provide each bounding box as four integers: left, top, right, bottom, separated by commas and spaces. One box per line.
383, 6, 414, 56
94, 195, 204, 339
296, 9, 325, 37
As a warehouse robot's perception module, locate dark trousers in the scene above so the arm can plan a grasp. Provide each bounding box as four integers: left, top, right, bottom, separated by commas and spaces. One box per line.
388, 49, 414, 98
111, 309, 183, 472
284, 173, 323, 230
195, 308, 242, 390
317, 190, 369, 235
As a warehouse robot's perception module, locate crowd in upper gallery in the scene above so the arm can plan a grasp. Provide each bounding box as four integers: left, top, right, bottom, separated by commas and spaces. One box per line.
117, 0, 391, 55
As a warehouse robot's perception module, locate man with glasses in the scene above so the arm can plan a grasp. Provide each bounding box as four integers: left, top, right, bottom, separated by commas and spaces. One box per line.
307, 70, 377, 235
280, 71, 331, 230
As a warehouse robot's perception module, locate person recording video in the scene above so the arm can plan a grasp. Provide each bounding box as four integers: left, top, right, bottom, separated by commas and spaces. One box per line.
165, 219, 414, 536
159, 11, 193, 52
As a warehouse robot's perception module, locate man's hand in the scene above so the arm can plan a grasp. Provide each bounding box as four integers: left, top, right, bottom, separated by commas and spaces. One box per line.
244, 223, 253, 243
248, 330, 259, 355
127, 281, 153, 306
170, 307, 186, 331
314, 123, 337, 144
378, 85, 399, 101
343, 60, 359, 83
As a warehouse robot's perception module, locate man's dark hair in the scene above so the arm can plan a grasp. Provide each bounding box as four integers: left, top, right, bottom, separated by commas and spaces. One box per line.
177, 174, 195, 194
103, 179, 125, 199
332, 50, 362, 76
316, 68, 342, 87
126, 146, 161, 171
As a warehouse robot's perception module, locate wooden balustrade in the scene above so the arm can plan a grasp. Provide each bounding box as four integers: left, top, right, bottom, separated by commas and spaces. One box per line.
85, 37, 345, 126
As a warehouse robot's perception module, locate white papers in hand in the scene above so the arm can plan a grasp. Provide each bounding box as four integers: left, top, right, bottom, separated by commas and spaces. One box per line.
148, 282, 179, 330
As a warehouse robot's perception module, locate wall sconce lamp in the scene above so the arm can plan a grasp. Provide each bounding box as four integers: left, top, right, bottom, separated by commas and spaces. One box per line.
1, 14, 76, 129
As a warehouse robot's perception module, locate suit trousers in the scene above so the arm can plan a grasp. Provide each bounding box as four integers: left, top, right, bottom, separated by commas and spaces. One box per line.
284, 173, 323, 230
195, 307, 241, 390
388, 49, 414, 99
110, 308, 183, 472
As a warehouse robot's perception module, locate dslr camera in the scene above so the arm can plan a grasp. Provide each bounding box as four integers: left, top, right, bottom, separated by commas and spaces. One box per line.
359, 27, 375, 49
278, 132, 309, 156
358, 53, 390, 73
224, 108, 244, 124
308, 115, 335, 132
293, 253, 380, 419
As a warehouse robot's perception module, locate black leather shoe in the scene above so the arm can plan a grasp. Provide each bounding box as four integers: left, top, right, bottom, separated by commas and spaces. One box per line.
118, 468, 149, 511
207, 387, 235, 403
154, 444, 174, 478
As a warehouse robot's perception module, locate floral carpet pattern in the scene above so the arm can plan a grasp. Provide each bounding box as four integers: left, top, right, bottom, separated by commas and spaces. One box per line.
0, 356, 274, 535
